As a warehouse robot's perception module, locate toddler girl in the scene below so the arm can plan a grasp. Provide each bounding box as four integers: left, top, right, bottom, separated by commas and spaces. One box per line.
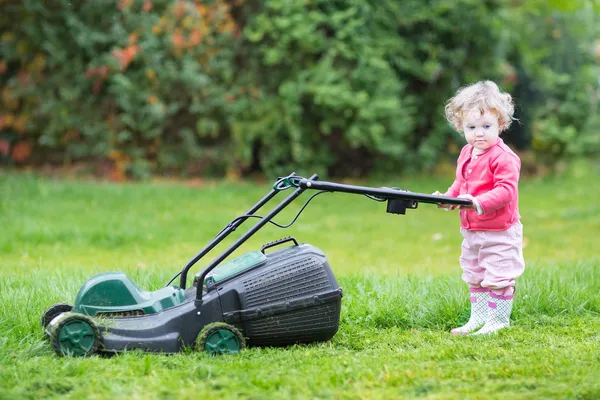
434, 80, 524, 335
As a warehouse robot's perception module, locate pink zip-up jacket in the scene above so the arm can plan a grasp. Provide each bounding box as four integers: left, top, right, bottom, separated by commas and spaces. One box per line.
444, 138, 521, 231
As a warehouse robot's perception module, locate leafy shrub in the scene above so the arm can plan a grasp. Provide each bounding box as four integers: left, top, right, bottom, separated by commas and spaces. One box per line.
501, 1, 600, 170
0, 0, 598, 178
1, 0, 243, 179
234, 0, 510, 176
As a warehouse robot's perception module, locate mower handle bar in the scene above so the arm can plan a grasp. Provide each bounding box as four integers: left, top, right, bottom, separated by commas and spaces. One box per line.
297, 178, 472, 206
179, 173, 471, 299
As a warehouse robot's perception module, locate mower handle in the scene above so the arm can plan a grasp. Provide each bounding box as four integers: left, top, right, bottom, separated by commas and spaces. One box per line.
297, 179, 472, 207
181, 172, 471, 298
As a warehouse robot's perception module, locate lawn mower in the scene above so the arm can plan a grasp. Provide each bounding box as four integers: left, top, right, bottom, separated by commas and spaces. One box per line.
41, 173, 470, 357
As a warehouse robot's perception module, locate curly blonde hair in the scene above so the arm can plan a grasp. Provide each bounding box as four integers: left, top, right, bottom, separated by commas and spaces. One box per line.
444, 80, 515, 132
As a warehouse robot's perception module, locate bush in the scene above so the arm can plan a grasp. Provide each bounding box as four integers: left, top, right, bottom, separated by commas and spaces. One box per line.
0, 0, 597, 178
234, 0, 509, 176
501, 1, 600, 170
1, 0, 243, 179
231, 0, 417, 177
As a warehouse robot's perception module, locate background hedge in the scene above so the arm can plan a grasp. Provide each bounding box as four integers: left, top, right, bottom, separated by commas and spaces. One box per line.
1, 0, 598, 179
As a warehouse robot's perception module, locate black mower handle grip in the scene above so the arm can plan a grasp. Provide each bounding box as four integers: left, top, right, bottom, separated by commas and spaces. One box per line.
261, 236, 299, 254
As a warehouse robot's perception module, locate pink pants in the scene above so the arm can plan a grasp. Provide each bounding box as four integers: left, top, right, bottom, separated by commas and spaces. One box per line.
459, 221, 525, 297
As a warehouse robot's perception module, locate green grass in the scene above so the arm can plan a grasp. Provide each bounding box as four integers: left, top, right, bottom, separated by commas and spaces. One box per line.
1, 168, 599, 399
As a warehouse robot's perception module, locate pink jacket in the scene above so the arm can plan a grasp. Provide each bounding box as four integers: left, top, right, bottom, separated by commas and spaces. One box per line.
444, 138, 521, 231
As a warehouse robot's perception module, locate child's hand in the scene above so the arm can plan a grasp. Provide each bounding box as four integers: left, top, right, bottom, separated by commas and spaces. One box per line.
457, 194, 476, 210
432, 191, 458, 210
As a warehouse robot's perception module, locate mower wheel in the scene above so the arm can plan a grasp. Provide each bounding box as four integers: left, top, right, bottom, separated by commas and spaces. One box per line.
48, 313, 102, 357
197, 322, 246, 355
41, 303, 73, 330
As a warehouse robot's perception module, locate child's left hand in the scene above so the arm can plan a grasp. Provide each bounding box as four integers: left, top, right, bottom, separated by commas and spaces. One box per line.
432, 191, 458, 210
457, 194, 476, 210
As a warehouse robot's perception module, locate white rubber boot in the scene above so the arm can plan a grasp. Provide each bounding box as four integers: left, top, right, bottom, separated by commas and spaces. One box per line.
471, 293, 514, 335
451, 288, 489, 336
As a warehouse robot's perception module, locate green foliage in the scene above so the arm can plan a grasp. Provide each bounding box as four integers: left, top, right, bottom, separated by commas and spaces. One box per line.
369, 0, 509, 170
230, 0, 413, 177
0, 0, 242, 178
501, 2, 600, 167
0, 0, 598, 178
237, 0, 509, 176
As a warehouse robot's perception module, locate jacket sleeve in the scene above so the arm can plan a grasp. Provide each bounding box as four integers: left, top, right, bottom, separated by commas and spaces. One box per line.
476, 152, 520, 214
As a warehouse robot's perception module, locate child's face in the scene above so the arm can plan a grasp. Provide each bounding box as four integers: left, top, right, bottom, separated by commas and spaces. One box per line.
462, 108, 500, 152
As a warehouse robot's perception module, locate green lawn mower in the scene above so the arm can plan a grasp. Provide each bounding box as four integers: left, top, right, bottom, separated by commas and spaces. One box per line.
41, 173, 470, 357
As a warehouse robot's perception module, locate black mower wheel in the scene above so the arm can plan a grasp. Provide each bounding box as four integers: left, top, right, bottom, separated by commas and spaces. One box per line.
48, 313, 102, 357
197, 322, 246, 355
41, 303, 73, 330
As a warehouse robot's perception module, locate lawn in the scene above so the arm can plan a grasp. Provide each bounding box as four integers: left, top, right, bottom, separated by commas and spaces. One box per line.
0, 167, 599, 399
